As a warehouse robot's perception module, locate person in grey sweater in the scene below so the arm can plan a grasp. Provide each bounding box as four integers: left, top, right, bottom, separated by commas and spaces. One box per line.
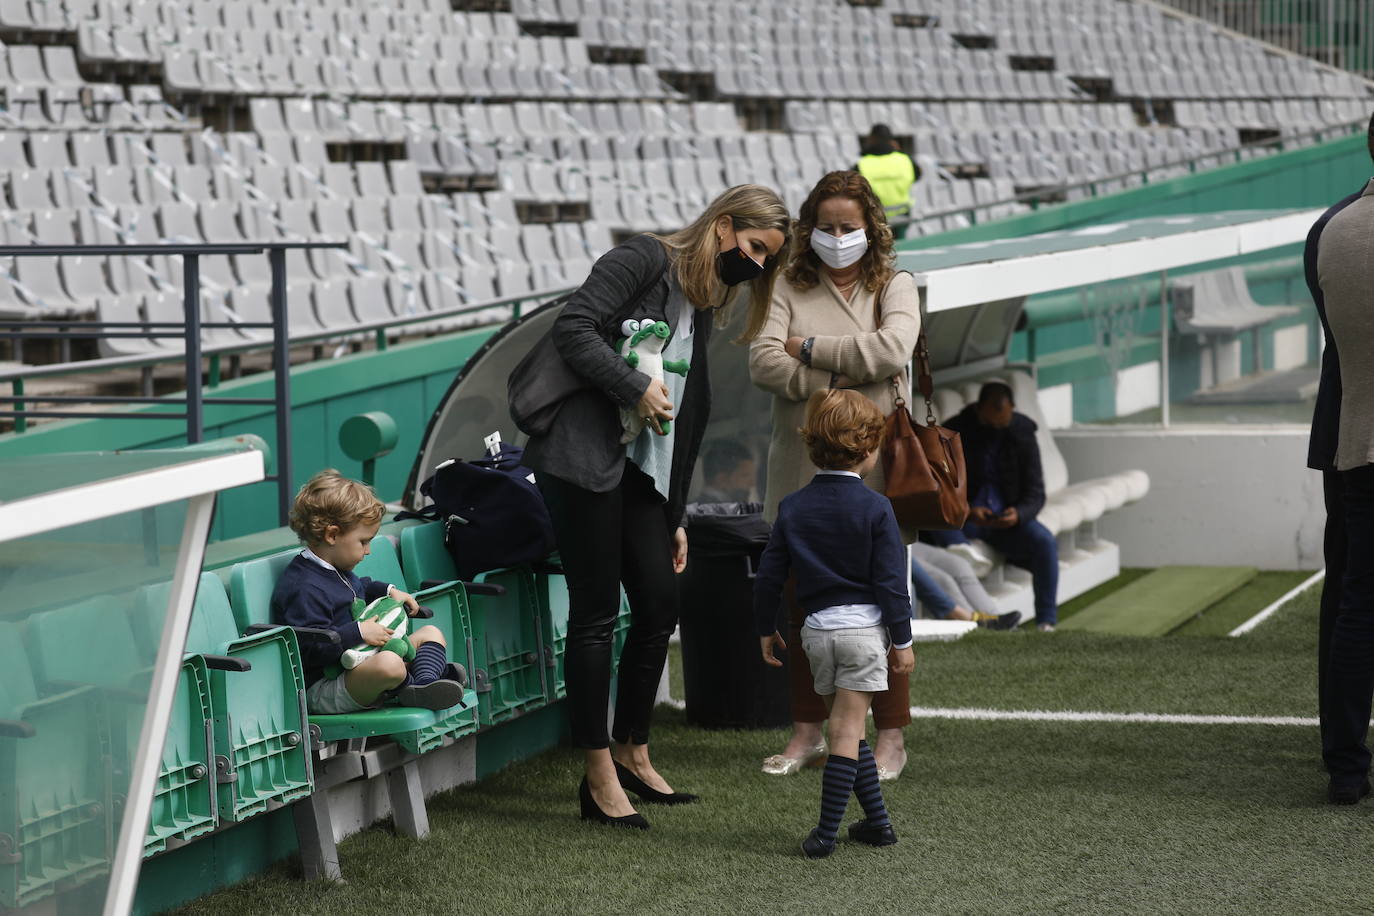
521, 185, 790, 830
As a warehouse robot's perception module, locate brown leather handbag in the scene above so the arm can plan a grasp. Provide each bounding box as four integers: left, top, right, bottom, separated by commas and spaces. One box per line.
876, 278, 969, 531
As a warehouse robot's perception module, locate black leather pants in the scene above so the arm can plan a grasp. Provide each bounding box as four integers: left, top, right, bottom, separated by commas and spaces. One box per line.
538, 462, 679, 749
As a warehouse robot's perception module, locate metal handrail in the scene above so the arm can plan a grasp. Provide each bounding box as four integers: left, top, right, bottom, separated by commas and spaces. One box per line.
0, 281, 578, 384
0, 241, 348, 527
891, 117, 1366, 232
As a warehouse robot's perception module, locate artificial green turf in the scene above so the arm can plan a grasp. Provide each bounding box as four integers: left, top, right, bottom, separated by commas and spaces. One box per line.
1055, 567, 1152, 623
169, 584, 1332, 916
1172, 570, 1315, 638
1060, 566, 1258, 636
908, 584, 1317, 717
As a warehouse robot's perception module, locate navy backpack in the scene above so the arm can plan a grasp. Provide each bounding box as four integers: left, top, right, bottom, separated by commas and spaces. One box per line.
401, 443, 556, 579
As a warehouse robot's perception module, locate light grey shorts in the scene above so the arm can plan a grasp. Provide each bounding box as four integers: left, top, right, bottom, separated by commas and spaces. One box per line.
306, 672, 371, 714
800, 624, 890, 695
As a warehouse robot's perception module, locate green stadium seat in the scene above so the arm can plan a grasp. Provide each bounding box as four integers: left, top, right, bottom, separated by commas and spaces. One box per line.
226, 548, 452, 880
353, 538, 478, 753
226, 549, 440, 743
0, 622, 111, 910
28, 595, 221, 857
533, 567, 632, 705
134, 574, 313, 829
398, 522, 547, 726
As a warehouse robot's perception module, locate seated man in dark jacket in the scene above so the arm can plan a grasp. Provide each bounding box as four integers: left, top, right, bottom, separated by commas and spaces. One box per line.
925, 382, 1059, 631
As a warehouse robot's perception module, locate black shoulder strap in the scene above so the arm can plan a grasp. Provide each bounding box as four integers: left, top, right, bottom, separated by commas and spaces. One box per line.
614, 235, 671, 327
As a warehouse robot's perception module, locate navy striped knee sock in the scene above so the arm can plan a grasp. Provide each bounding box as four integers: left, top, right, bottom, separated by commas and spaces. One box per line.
817, 755, 858, 844
409, 642, 448, 685
854, 740, 891, 828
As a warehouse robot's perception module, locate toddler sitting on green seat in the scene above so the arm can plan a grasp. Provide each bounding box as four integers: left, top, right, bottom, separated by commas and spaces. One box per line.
272, 469, 463, 713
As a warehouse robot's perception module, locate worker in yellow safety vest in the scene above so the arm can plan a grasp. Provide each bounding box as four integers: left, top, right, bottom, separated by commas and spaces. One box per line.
856, 123, 920, 223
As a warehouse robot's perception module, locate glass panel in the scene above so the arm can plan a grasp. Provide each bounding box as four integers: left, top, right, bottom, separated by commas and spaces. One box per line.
962, 297, 1023, 363
1153, 251, 1317, 426
0, 499, 191, 913
1009, 248, 1313, 428
409, 301, 561, 502
692, 302, 773, 505
0, 448, 247, 503
924, 306, 977, 372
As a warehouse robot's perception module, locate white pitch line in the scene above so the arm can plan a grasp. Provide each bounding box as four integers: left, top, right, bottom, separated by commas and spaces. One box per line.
909, 706, 1318, 727
1229, 568, 1326, 637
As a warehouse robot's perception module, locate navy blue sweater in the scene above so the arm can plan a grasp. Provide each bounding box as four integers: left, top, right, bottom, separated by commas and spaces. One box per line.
270, 554, 390, 685
753, 474, 913, 647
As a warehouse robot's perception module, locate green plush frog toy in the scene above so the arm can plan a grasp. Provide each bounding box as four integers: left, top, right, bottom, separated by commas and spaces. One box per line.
340, 594, 414, 669
617, 317, 690, 444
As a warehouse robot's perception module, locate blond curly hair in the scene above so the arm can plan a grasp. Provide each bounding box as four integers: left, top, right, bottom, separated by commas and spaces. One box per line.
800, 389, 886, 470
289, 469, 385, 544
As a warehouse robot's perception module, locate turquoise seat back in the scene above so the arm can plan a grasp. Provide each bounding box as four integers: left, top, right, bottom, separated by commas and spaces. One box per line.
228, 549, 300, 632
135, 573, 242, 659
0, 622, 38, 716
27, 595, 142, 691
353, 536, 406, 591
0, 622, 111, 909
398, 522, 456, 592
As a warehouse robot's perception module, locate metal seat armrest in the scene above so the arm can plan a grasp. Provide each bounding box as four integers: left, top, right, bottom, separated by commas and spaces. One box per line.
245, 623, 341, 648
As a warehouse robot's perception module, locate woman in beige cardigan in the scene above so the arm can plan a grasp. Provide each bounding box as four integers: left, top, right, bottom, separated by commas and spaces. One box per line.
747, 170, 921, 779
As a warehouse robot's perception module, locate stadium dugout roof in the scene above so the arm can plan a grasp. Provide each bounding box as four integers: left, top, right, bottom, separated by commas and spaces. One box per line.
896, 208, 1323, 313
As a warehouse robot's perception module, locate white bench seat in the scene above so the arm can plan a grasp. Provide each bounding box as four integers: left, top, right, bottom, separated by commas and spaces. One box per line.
920, 369, 1149, 624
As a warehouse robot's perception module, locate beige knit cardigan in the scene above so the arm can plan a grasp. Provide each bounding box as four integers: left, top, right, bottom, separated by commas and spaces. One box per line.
748, 270, 922, 525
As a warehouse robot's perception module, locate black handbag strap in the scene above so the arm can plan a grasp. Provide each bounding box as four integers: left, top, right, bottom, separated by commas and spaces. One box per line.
602, 237, 672, 337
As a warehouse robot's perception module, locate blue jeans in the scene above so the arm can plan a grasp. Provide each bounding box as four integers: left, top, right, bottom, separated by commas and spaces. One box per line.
910, 557, 956, 618
926, 519, 1060, 625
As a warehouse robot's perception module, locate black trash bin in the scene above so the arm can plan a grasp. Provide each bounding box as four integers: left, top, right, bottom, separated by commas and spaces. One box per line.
678, 502, 791, 729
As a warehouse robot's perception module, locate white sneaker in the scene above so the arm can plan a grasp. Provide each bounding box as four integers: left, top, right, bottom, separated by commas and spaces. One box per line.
947, 541, 993, 578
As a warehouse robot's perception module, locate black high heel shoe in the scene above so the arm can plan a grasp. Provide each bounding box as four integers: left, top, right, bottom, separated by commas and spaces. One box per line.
614, 761, 699, 806
579, 777, 650, 830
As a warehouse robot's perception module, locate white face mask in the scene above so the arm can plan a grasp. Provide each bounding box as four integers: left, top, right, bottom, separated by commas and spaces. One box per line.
810, 227, 869, 270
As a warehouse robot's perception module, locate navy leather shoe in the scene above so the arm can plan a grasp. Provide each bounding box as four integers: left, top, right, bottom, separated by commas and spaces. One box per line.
848, 818, 898, 847
801, 828, 836, 859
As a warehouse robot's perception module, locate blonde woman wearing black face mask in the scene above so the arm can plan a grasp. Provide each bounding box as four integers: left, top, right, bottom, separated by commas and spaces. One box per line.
523, 185, 790, 830
747, 170, 921, 782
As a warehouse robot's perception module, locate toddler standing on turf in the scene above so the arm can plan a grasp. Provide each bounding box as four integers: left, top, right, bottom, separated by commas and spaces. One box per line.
755, 389, 916, 858
272, 469, 464, 713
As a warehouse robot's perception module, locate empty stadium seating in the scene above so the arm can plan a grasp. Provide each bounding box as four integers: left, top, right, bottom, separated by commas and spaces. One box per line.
0, 0, 1362, 359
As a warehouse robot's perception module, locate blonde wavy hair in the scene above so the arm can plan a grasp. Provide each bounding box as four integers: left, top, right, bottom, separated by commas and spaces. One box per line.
289, 469, 385, 545
782, 170, 895, 295
650, 184, 790, 342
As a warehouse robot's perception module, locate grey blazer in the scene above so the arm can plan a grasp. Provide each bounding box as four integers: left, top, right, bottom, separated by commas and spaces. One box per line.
1317, 177, 1374, 472
522, 234, 713, 528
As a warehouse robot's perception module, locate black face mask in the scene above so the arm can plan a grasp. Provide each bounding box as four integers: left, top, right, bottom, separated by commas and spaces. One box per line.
716, 245, 764, 287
